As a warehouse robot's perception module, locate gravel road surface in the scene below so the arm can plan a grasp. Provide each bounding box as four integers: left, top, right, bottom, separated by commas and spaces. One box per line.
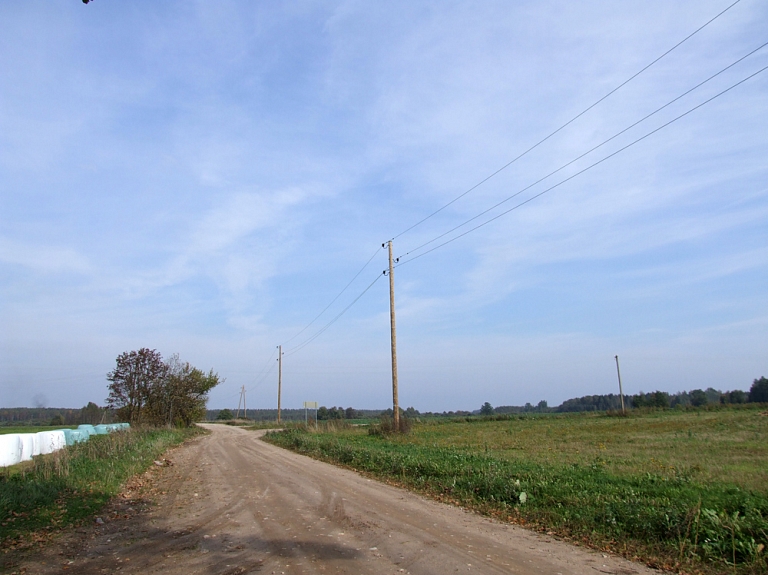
11, 424, 662, 575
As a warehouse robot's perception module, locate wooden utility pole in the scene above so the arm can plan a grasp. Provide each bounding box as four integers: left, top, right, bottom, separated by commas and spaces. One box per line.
277, 345, 283, 424
387, 240, 400, 430
235, 385, 245, 419
614, 355, 625, 414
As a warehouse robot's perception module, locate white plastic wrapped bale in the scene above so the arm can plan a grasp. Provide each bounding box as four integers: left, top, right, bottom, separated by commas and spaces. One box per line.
0, 434, 22, 467
77, 424, 96, 436
62, 428, 74, 446
31, 433, 41, 457
19, 433, 35, 461
70, 429, 88, 443
36, 430, 67, 455
93, 424, 109, 435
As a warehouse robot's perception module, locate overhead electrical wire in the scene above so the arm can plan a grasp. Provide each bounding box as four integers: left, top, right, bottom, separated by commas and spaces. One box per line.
391, 0, 744, 241
395, 64, 768, 267
397, 40, 768, 261
279, 245, 384, 347
285, 273, 384, 357
250, 358, 277, 391
247, 348, 279, 392
264, 0, 747, 360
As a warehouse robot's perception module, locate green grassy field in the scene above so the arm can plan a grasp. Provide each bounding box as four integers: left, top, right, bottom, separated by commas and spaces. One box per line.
411, 408, 767, 491
0, 427, 201, 552
0, 426, 77, 435
265, 406, 768, 574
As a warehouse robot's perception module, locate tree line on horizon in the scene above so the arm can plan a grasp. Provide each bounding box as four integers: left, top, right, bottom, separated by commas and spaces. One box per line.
484, 376, 767, 414
3, 376, 765, 427
204, 377, 766, 422
0, 402, 109, 427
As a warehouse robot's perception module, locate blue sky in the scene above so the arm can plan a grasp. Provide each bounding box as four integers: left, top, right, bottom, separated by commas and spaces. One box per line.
1, 0, 766, 412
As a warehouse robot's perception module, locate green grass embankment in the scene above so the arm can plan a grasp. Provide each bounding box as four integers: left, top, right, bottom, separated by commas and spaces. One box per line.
264, 408, 768, 574
0, 427, 201, 546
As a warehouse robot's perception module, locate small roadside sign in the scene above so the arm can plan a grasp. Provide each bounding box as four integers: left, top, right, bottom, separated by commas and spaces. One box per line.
303, 402, 318, 427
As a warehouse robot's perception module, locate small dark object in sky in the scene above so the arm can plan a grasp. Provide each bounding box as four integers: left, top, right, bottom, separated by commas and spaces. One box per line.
83, 0, 92, 4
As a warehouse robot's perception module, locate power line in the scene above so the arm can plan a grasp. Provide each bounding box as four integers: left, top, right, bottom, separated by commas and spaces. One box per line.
262, 0, 747, 360
397, 40, 768, 261
391, 0, 744, 241
248, 349, 279, 391
395, 63, 768, 267
250, 248, 383, 372
285, 273, 384, 356
250, 360, 277, 392
279, 245, 384, 347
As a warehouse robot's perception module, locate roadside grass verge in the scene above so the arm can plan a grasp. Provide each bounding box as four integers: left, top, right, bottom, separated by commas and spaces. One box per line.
239, 420, 355, 431
264, 408, 768, 574
0, 427, 201, 547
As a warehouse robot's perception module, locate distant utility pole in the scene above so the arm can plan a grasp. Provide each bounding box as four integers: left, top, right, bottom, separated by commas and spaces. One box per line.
614, 355, 625, 414
277, 345, 283, 424
235, 385, 246, 419
387, 240, 400, 430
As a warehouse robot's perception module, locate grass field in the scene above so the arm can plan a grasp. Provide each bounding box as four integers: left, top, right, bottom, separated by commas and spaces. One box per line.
411, 408, 767, 491
0, 426, 77, 435
0, 427, 200, 550
265, 406, 768, 574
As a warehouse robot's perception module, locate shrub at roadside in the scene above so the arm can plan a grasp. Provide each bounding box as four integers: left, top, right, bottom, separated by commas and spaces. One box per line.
368, 414, 412, 435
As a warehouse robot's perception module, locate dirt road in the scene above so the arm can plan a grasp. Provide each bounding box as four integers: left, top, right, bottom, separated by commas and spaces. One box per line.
12, 424, 661, 575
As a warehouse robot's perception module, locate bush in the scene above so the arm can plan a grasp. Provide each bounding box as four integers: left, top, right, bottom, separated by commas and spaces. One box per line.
368, 414, 412, 436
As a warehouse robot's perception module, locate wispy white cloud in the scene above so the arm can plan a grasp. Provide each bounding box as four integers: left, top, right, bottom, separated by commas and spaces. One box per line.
0, 237, 90, 274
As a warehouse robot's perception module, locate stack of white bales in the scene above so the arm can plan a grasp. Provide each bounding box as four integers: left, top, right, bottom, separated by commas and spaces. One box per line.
0, 423, 130, 468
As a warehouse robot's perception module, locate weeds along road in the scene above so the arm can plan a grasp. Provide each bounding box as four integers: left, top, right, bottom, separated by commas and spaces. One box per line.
16, 424, 660, 575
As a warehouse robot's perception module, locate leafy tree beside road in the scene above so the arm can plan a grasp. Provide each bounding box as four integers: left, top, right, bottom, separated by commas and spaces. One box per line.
106, 348, 220, 426
106, 348, 166, 423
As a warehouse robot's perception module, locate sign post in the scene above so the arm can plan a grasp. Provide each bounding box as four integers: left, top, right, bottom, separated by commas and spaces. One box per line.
303, 401, 318, 428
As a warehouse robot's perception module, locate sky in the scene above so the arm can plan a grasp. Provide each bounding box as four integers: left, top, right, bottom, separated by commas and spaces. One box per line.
0, 0, 766, 412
